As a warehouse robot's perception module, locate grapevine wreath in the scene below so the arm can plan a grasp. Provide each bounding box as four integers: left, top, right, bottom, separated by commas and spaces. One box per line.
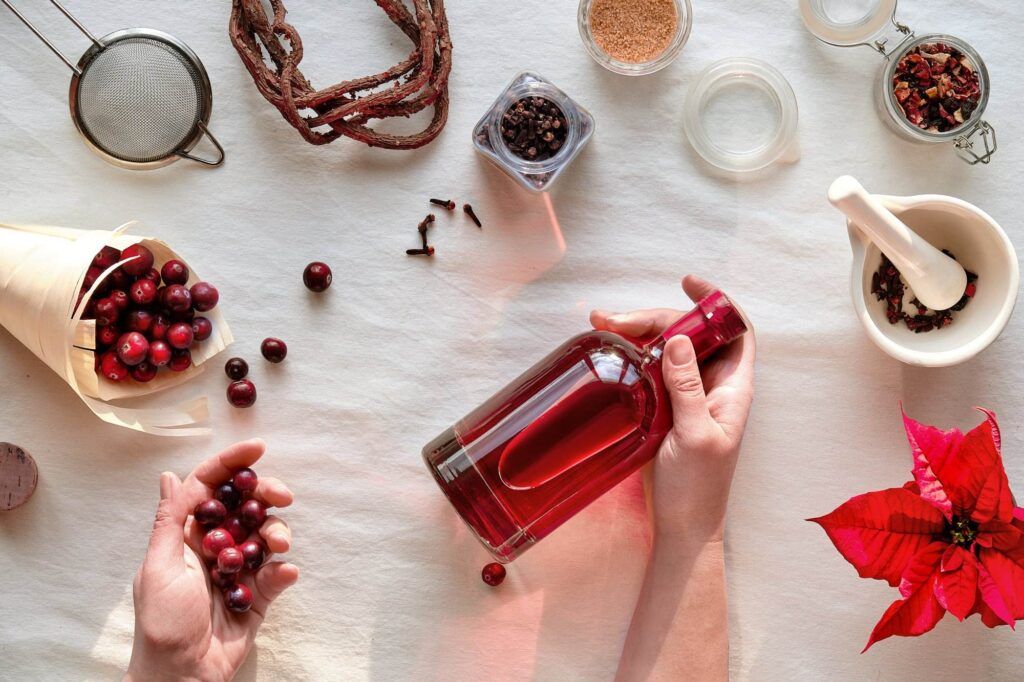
229, 0, 452, 150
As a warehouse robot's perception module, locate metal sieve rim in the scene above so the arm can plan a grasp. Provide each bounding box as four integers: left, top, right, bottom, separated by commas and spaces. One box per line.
68, 28, 214, 170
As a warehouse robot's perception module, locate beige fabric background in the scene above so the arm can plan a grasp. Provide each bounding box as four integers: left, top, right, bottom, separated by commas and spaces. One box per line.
1, 0, 1022, 679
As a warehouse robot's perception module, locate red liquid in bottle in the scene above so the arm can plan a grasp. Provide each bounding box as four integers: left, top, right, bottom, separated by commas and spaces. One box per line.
423, 291, 746, 562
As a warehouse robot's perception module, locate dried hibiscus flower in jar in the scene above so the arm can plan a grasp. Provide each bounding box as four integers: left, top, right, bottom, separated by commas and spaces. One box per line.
892, 42, 981, 133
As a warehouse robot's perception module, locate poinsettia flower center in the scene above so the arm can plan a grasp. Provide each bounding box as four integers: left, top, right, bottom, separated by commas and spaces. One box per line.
946, 516, 978, 547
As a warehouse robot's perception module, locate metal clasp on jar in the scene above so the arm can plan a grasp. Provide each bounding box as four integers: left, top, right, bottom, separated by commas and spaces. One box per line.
954, 121, 997, 165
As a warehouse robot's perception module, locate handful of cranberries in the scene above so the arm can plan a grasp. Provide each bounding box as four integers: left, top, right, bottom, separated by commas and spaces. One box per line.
78, 244, 220, 384
195, 466, 270, 614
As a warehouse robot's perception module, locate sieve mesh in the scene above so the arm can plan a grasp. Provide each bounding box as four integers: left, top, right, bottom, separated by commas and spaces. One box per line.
75, 36, 204, 164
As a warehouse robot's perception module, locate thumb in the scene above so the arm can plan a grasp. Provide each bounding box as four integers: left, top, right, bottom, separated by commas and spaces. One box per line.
146, 472, 188, 568
662, 336, 711, 441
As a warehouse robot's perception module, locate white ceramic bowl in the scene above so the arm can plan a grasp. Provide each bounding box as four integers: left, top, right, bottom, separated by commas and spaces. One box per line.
849, 193, 1019, 367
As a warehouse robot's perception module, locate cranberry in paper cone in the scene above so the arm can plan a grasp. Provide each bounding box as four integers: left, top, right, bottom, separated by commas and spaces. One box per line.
0, 221, 232, 436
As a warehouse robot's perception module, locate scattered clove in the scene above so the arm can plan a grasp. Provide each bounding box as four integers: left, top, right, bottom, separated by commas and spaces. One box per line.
430, 198, 456, 210
406, 247, 436, 257
463, 203, 482, 228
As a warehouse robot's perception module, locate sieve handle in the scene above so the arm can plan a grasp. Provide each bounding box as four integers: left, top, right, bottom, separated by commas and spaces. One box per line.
177, 121, 226, 167
1, 0, 101, 75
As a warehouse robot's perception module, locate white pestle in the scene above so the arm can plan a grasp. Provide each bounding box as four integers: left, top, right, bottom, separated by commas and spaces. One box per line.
828, 175, 967, 312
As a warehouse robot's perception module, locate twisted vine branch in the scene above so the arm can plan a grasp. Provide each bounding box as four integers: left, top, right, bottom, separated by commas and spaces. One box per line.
229, 0, 452, 150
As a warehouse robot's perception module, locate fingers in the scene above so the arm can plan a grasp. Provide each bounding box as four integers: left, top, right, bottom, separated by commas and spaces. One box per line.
681, 274, 717, 303
259, 515, 291, 554
191, 439, 267, 488
661, 336, 713, 442
145, 472, 189, 569
590, 308, 682, 338
248, 562, 300, 620
253, 476, 293, 509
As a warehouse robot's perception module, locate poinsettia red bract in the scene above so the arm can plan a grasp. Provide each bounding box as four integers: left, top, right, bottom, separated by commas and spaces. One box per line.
810, 408, 1024, 651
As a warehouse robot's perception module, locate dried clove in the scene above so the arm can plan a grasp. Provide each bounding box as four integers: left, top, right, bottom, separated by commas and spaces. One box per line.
430, 198, 456, 210
406, 247, 435, 257
463, 203, 482, 229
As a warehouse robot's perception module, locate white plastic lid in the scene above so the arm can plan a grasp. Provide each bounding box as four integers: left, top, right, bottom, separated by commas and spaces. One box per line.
683, 58, 799, 174
799, 0, 898, 46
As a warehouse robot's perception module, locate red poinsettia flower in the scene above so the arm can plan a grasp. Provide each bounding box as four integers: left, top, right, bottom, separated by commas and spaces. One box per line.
811, 408, 1024, 651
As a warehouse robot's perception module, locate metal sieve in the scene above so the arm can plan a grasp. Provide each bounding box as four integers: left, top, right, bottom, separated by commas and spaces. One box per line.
1, 0, 224, 169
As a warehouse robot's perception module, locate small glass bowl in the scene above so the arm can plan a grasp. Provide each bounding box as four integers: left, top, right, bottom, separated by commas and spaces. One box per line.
472, 71, 595, 193
682, 58, 800, 173
578, 0, 692, 76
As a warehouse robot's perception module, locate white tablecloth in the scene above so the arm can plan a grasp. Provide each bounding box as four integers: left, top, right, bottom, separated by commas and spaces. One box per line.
1, 1, 1022, 679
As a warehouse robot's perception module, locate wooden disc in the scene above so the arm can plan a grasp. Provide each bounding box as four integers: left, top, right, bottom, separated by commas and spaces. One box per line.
0, 443, 38, 511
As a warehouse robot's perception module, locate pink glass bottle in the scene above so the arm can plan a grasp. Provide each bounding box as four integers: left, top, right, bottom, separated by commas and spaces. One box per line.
423, 290, 747, 562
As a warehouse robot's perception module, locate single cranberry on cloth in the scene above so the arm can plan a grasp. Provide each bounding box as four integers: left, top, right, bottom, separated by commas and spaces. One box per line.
811, 408, 1024, 651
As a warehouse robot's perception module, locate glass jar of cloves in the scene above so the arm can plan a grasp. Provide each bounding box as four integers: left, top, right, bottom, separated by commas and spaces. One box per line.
472, 71, 595, 193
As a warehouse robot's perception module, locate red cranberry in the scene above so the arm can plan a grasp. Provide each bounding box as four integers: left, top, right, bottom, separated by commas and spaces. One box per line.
261, 338, 287, 363
194, 499, 227, 527
116, 331, 149, 366
150, 314, 170, 341
166, 322, 194, 350
109, 289, 129, 311
83, 266, 102, 291
224, 584, 253, 613
141, 267, 161, 282
94, 297, 119, 327
201, 528, 234, 560
209, 568, 236, 590
121, 244, 154, 276
214, 483, 242, 510
191, 316, 212, 342
125, 309, 154, 335
239, 540, 266, 571
82, 298, 96, 320
227, 380, 257, 408
239, 499, 267, 529
96, 325, 119, 347
147, 340, 172, 367
232, 467, 258, 493
106, 268, 129, 291
92, 246, 121, 270
225, 357, 248, 381
169, 349, 192, 372
190, 282, 219, 312
303, 262, 333, 292
218, 546, 244, 574
129, 278, 157, 306
221, 515, 248, 543
172, 307, 195, 323
162, 284, 192, 313
161, 259, 190, 285
100, 351, 129, 381
130, 361, 158, 383
481, 562, 506, 586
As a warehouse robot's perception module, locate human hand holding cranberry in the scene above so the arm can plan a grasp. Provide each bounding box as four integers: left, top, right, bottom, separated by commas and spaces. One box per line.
591, 274, 755, 546
126, 440, 299, 682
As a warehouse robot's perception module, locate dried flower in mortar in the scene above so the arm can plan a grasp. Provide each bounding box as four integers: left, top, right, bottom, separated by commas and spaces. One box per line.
892, 42, 981, 133
811, 408, 1024, 651
872, 251, 977, 333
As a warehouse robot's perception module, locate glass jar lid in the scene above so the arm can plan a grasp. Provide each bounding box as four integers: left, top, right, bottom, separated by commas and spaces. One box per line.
683, 58, 799, 173
799, 0, 899, 47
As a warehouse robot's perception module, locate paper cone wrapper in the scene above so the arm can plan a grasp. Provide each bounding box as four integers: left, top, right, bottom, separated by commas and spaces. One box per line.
0, 221, 233, 436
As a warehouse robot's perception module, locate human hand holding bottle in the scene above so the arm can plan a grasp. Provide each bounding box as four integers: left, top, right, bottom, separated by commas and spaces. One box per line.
592, 275, 756, 681
125, 440, 299, 682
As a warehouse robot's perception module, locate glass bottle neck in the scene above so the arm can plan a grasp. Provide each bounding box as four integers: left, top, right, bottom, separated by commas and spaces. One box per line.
643, 290, 748, 364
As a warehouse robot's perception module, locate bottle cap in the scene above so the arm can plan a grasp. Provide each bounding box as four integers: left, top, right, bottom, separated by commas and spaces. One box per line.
0, 443, 38, 511
698, 290, 748, 344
